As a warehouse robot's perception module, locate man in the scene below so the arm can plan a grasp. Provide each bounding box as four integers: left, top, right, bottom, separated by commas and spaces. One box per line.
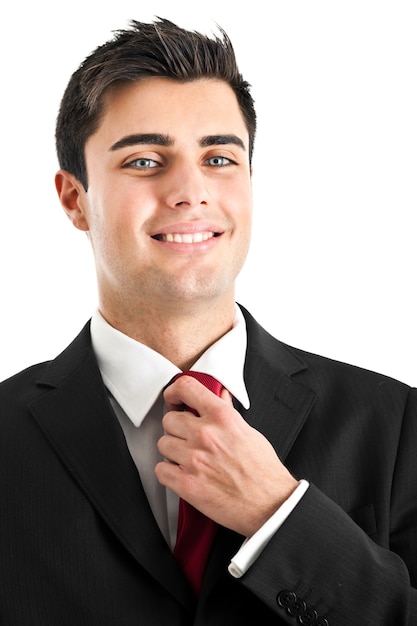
0, 17, 415, 625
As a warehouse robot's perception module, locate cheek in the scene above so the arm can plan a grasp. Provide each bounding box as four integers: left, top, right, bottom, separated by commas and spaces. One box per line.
235, 192, 253, 257
88, 188, 137, 234
228, 194, 252, 262
85, 197, 126, 259
230, 184, 253, 231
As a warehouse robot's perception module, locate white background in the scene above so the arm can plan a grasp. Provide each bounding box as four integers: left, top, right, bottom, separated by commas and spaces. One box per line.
0, 1, 416, 384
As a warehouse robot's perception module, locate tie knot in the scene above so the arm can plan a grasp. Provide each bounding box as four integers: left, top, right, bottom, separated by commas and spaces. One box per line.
173, 371, 223, 397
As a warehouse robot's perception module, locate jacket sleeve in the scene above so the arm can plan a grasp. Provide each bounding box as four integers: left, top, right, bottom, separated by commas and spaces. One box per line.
238, 387, 417, 625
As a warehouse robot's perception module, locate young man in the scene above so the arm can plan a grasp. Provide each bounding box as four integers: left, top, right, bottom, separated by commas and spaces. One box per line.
0, 17, 416, 625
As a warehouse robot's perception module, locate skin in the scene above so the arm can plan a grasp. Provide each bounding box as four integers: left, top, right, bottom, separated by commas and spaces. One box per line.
56, 77, 298, 538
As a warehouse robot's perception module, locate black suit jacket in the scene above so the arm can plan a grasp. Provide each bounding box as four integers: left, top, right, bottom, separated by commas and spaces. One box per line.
1, 305, 416, 625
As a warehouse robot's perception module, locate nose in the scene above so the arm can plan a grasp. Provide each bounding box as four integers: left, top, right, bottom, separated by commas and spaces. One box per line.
164, 162, 209, 209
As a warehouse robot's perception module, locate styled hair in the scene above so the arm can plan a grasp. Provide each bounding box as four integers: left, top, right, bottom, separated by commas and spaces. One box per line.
55, 17, 256, 190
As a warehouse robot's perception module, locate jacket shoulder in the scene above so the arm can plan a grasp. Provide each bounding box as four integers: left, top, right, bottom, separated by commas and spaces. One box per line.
240, 304, 412, 402
288, 341, 412, 392
0, 322, 93, 410
0, 361, 51, 403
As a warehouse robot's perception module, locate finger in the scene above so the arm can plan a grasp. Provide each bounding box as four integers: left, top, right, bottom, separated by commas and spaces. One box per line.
161, 409, 196, 439
164, 375, 223, 416
157, 431, 188, 466
155, 458, 191, 499
159, 408, 207, 467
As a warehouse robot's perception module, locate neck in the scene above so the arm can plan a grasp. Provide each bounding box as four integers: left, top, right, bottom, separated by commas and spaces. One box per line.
98, 295, 236, 370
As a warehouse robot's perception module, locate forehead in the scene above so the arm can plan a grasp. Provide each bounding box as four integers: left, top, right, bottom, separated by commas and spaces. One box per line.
91, 77, 249, 148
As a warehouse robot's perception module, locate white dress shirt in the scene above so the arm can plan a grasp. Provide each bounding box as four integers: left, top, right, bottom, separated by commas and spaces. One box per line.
90, 306, 308, 578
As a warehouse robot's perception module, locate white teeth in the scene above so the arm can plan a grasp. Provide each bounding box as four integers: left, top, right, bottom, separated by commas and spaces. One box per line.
161, 232, 214, 243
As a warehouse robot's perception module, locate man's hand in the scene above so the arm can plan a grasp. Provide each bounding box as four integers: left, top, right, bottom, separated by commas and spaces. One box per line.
155, 375, 299, 537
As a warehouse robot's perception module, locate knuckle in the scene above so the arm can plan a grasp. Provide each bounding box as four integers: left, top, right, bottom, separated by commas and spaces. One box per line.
188, 447, 204, 468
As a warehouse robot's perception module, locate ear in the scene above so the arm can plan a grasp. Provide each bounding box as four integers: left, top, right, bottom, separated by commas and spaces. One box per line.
55, 169, 90, 232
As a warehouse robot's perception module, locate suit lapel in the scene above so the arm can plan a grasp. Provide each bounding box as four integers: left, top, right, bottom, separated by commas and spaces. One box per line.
240, 305, 317, 462
29, 323, 194, 611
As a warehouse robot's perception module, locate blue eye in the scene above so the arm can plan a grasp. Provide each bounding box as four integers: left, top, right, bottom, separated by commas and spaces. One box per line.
127, 158, 160, 169
206, 156, 233, 167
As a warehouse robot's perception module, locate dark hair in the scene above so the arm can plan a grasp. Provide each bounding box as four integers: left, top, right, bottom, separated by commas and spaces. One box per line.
55, 17, 256, 190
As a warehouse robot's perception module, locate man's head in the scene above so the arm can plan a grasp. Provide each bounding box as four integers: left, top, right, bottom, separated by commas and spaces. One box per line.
55, 18, 254, 329
55, 17, 256, 190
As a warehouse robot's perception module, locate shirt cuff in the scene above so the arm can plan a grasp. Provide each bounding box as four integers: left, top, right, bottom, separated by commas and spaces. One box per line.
228, 479, 310, 578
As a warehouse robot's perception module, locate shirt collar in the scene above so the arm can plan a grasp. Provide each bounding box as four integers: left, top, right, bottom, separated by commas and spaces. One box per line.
90, 306, 250, 427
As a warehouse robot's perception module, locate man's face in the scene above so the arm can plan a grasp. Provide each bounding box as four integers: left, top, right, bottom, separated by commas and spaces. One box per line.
67, 78, 252, 314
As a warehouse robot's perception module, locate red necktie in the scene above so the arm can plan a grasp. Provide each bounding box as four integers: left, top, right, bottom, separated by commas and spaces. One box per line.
171, 371, 222, 595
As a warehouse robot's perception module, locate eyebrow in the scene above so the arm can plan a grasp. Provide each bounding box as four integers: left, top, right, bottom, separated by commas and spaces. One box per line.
200, 134, 246, 151
109, 133, 246, 152
109, 134, 173, 151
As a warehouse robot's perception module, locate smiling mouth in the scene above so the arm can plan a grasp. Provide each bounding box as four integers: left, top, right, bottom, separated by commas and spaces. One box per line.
152, 231, 221, 243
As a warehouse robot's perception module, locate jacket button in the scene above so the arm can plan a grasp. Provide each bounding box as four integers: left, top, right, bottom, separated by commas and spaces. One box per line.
298, 607, 318, 624
277, 590, 297, 609
315, 618, 329, 626
288, 598, 307, 616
